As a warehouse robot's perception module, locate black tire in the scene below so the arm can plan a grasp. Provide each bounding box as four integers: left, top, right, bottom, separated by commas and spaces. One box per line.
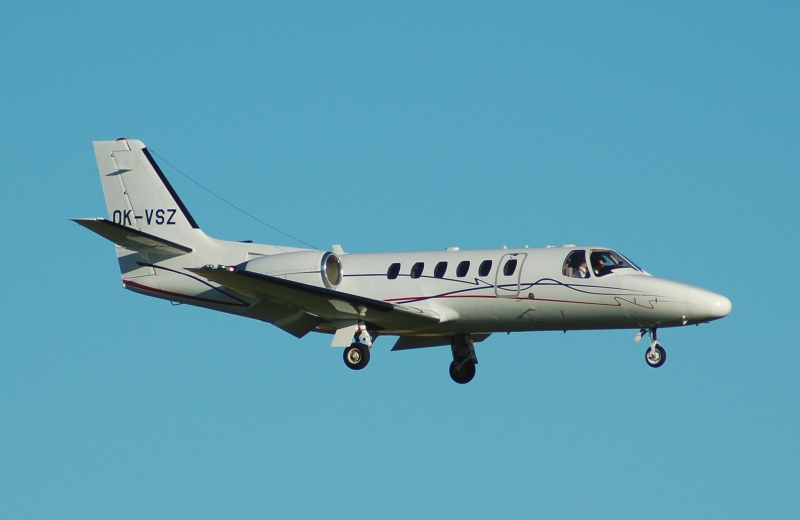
645, 344, 666, 368
344, 344, 370, 370
449, 359, 476, 384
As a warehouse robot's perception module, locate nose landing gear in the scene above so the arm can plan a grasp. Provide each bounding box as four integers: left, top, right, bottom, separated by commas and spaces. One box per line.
636, 328, 667, 368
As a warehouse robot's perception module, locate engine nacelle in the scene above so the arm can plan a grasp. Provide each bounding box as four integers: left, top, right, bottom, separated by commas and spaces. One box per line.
242, 251, 342, 289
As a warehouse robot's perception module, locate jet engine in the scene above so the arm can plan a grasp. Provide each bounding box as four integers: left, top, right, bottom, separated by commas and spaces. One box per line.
242, 251, 342, 289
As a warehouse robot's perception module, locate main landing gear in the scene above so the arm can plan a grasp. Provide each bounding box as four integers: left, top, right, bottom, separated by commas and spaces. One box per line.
449, 334, 478, 384
343, 326, 373, 371
635, 328, 667, 368
341, 328, 481, 384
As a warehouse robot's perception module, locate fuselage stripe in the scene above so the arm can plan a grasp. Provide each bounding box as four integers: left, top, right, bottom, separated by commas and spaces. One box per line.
385, 294, 679, 309
123, 280, 250, 307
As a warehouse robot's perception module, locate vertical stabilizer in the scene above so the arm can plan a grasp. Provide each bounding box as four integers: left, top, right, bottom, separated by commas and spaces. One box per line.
94, 138, 200, 246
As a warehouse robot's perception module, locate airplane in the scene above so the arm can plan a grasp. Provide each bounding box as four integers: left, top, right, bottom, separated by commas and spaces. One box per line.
75, 138, 732, 384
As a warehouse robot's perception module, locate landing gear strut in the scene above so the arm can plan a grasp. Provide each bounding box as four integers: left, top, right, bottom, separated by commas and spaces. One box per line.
636, 328, 666, 368
343, 324, 373, 371
449, 334, 478, 384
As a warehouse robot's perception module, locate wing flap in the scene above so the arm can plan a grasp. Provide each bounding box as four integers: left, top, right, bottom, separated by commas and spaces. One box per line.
392, 334, 491, 350
188, 266, 440, 332
247, 298, 324, 339
74, 218, 192, 255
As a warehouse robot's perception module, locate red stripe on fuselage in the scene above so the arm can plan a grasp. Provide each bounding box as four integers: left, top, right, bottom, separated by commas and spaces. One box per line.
385, 294, 652, 308
123, 280, 249, 307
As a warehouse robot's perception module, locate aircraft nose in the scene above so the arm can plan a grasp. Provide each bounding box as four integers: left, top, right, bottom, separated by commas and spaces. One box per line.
688, 287, 732, 322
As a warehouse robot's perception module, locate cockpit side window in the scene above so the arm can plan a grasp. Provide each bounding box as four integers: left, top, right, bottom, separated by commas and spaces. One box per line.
563, 250, 589, 278
589, 250, 639, 277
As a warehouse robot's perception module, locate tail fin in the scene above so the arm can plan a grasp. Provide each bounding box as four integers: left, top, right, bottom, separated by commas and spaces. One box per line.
78, 138, 213, 281
93, 138, 200, 246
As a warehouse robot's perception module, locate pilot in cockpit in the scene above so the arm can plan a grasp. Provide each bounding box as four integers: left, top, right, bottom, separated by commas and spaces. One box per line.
563, 250, 590, 278
572, 258, 589, 278
591, 253, 607, 277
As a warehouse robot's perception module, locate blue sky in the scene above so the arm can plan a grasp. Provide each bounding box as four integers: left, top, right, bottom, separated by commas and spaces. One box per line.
1, 1, 798, 518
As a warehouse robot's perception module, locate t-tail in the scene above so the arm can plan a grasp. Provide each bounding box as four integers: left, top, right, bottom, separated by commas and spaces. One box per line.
74, 138, 301, 310
73, 138, 210, 279
81, 138, 201, 242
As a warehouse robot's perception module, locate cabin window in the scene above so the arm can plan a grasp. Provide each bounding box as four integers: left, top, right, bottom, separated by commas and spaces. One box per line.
387, 263, 401, 280
410, 262, 424, 279
563, 250, 588, 278
456, 260, 470, 277
503, 259, 518, 276
479, 260, 492, 277
434, 261, 447, 278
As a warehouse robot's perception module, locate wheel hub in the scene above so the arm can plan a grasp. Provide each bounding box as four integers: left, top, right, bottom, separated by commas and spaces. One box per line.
347, 349, 362, 364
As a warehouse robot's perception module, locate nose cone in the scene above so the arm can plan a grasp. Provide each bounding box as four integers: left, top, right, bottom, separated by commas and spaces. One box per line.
688, 287, 732, 322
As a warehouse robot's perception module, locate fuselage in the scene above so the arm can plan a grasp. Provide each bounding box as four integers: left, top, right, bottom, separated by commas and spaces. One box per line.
129, 240, 731, 338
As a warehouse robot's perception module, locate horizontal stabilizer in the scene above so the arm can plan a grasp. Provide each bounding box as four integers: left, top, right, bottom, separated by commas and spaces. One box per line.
189, 266, 440, 333
73, 218, 192, 255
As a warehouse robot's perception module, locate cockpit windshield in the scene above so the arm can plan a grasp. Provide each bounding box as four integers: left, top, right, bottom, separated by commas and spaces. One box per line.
562, 249, 641, 278
589, 250, 640, 277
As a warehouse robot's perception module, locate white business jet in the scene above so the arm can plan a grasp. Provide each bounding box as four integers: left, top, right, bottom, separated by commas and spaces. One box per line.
75, 138, 731, 384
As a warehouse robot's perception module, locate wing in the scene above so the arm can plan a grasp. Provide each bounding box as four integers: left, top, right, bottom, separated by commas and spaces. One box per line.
187, 266, 440, 334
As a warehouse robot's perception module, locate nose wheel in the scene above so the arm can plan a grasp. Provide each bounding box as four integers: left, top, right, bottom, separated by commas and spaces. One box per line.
645, 343, 666, 368
637, 328, 667, 368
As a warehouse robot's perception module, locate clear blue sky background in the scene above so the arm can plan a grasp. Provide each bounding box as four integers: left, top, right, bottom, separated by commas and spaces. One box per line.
1, 2, 797, 518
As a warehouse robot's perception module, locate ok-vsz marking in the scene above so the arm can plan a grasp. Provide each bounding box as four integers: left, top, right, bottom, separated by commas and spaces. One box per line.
111, 208, 177, 226
75, 138, 731, 384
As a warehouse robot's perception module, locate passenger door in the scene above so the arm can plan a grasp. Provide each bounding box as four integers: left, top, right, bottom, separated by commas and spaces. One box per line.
495, 253, 526, 298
